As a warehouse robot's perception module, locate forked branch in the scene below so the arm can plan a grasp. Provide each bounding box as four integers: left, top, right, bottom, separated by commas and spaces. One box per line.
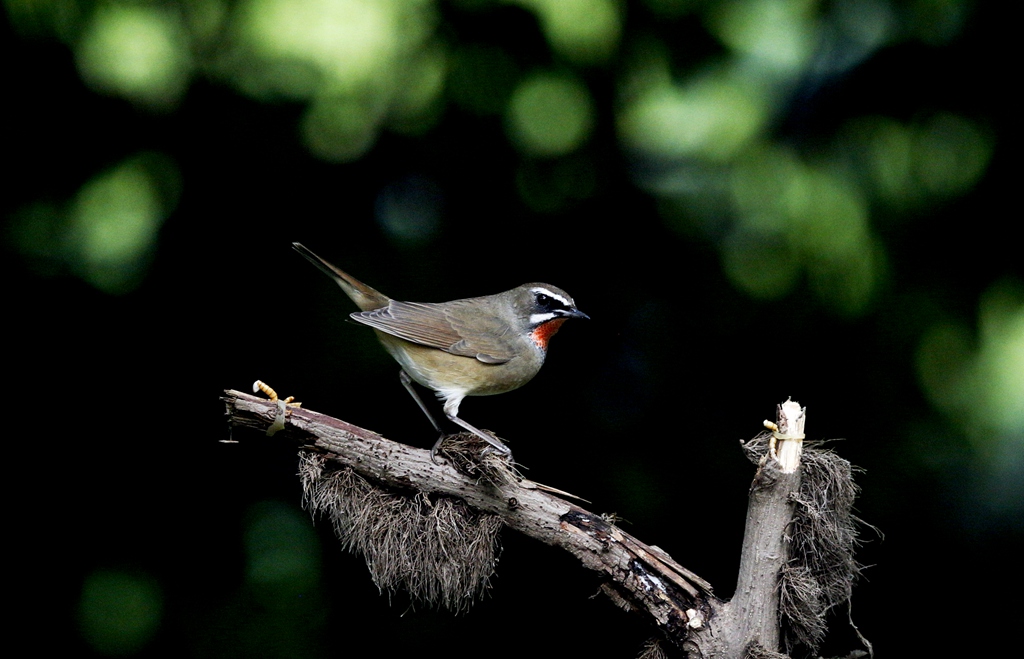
222, 390, 867, 658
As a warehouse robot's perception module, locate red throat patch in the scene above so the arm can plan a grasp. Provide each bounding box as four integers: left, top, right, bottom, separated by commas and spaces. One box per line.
531, 318, 567, 350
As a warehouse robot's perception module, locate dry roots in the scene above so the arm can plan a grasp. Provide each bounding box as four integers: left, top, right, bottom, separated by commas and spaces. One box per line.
298, 451, 503, 612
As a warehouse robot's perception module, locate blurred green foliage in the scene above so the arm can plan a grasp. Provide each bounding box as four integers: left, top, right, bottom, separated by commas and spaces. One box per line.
4, 0, 1016, 654
7, 0, 996, 304
78, 569, 163, 656
11, 151, 178, 292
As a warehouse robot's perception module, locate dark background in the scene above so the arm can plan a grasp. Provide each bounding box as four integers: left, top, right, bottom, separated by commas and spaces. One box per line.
6, 0, 1017, 656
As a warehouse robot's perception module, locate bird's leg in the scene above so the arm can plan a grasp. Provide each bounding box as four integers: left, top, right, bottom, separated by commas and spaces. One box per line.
440, 396, 512, 456
399, 370, 444, 433
445, 413, 512, 456
399, 371, 452, 463
442, 392, 509, 456
400, 371, 512, 461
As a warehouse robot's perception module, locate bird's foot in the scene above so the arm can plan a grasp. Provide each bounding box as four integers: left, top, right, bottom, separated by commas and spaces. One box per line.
431, 431, 514, 463
433, 432, 519, 486
472, 430, 512, 461
430, 434, 447, 464
430, 433, 509, 462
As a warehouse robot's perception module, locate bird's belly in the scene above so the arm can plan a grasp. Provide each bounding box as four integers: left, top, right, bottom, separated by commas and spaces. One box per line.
378, 334, 543, 397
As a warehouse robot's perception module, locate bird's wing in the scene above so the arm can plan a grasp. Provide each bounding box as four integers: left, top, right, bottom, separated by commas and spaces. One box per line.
351, 299, 517, 363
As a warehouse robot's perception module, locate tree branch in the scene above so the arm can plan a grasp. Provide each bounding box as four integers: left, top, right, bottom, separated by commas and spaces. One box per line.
222, 391, 865, 658
223, 389, 713, 647
706, 400, 807, 657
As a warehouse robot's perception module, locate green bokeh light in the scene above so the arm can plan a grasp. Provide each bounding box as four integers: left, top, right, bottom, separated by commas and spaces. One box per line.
229, 0, 442, 160
805, 233, 881, 317
848, 113, 992, 210
78, 569, 163, 656
916, 112, 992, 197
916, 281, 1024, 515
728, 145, 880, 313
68, 153, 177, 294
10, 153, 177, 293
237, 0, 399, 92
387, 43, 447, 134
784, 167, 870, 261
917, 281, 1024, 441
722, 219, 801, 300
859, 116, 916, 206
301, 94, 382, 163
976, 283, 1024, 437
618, 70, 767, 161
75, 4, 191, 109
244, 501, 322, 604
516, 0, 622, 64
708, 0, 817, 72
507, 71, 595, 157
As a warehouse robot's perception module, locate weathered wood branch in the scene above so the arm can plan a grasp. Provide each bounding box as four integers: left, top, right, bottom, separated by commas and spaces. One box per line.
223, 389, 714, 648
223, 391, 862, 658
704, 400, 807, 657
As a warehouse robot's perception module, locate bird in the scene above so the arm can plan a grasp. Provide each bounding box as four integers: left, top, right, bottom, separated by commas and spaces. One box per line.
292, 242, 588, 458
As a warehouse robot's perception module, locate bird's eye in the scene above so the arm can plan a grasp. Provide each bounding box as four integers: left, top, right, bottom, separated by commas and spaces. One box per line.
536, 293, 551, 305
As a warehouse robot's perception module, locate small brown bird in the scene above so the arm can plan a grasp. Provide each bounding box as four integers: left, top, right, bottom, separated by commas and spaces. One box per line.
293, 243, 588, 457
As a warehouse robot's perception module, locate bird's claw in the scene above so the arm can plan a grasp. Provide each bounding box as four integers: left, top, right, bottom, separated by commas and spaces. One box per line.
430, 435, 446, 464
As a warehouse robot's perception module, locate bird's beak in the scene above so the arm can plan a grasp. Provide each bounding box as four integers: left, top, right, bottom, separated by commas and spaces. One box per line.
567, 308, 590, 320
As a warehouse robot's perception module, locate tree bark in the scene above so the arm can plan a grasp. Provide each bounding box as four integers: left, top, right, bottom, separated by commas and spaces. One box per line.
223, 389, 712, 647
223, 391, 854, 658
704, 400, 806, 657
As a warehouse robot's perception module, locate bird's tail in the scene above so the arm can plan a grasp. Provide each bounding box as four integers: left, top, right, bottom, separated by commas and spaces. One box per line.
292, 242, 390, 311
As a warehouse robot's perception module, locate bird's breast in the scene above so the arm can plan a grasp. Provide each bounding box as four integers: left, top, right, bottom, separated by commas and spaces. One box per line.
376, 331, 545, 397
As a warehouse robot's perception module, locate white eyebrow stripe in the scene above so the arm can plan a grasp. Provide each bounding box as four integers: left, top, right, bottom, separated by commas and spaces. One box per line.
529, 287, 572, 308
530, 312, 558, 325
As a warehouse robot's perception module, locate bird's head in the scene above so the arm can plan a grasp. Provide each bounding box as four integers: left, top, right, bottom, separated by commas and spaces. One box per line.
510, 284, 588, 350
